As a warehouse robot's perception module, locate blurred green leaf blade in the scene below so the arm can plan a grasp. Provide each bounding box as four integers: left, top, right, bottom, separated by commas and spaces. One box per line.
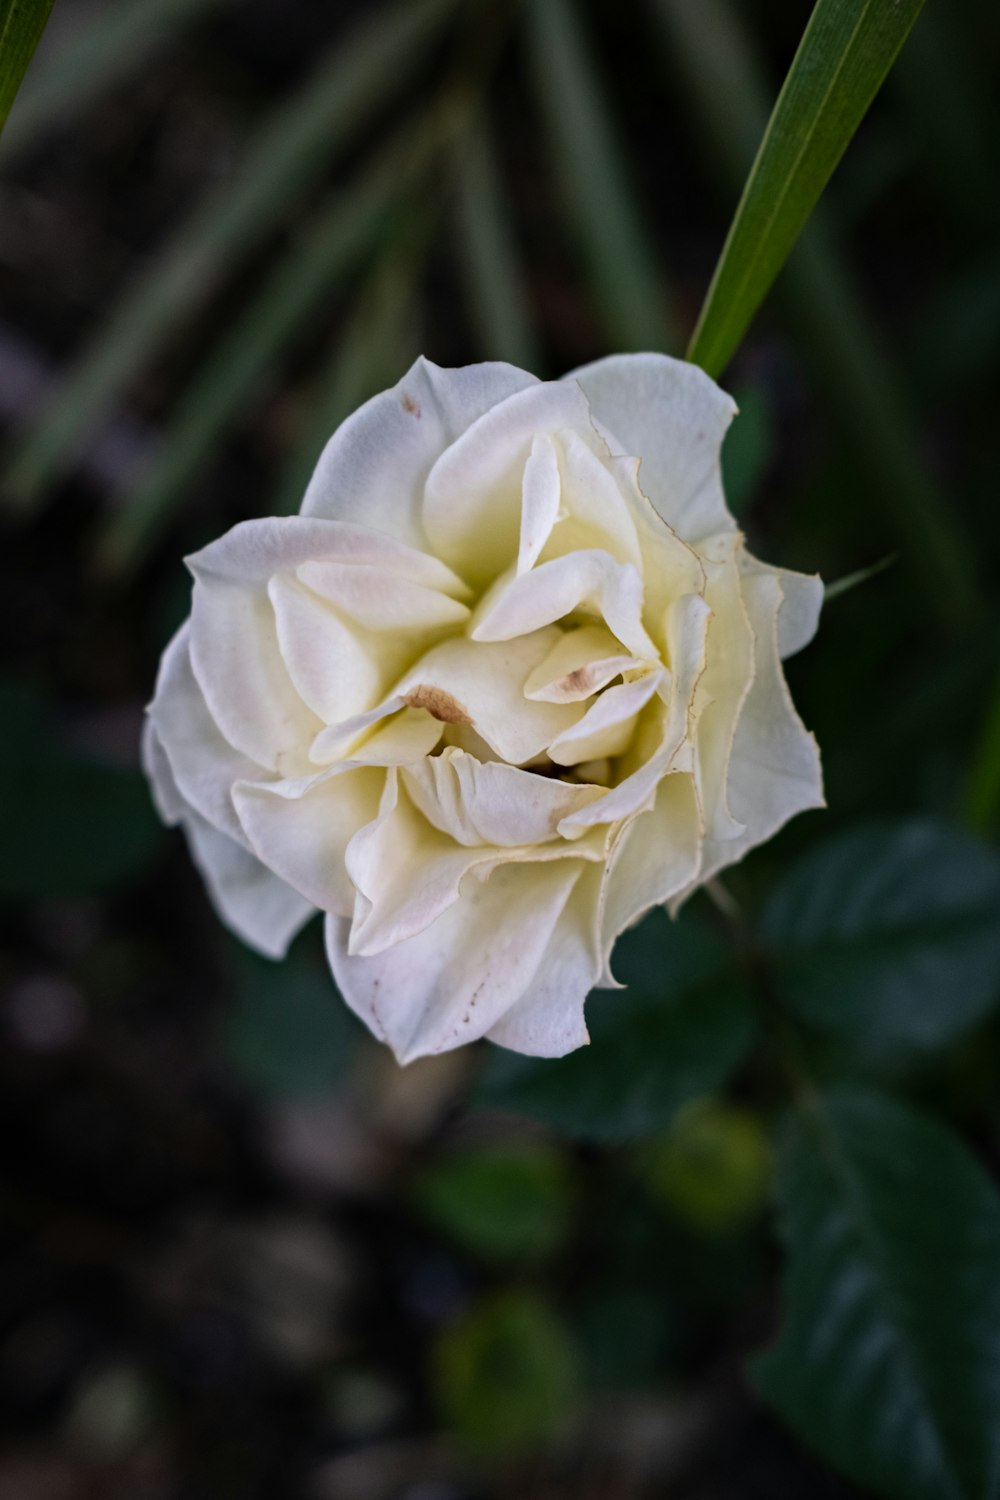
477, 909, 756, 1141
753, 1088, 1000, 1500
0, 0, 55, 137
5, 0, 457, 510
525, 0, 674, 352
687, 0, 927, 376
763, 820, 1000, 1049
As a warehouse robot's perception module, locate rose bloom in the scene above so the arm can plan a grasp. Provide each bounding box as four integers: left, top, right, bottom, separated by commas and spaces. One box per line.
143, 354, 822, 1062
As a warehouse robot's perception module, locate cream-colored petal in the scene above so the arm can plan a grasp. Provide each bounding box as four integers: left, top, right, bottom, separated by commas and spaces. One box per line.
472, 550, 658, 661
486, 863, 603, 1057
692, 538, 754, 844
402, 747, 604, 847
599, 773, 702, 965
739, 550, 823, 658
693, 570, 824, 891
296, 560, 470, 632
269, 574, 385, 727
326, 859, 585, 1063
183, 809, 314, 959
301, 356, 538, 548
518, 434, 562, 574
543, 430, 642, 571
423, 380, 595, 582
148, 622, 263, 845
393, 632, 583, 765
233, 764, 383, 918
141, 717, 188, 826
569, 353, 737, 544
547, 670, 664, 767
523, 625, 638, 703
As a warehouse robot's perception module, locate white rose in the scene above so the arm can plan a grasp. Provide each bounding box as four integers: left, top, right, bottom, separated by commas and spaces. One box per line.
143, 354, 822, 1063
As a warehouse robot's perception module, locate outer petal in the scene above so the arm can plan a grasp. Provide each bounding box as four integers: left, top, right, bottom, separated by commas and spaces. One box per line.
740, 551, 823, 658
301, 357, 538, 549
326, 859, 586, 1063
569, 353, 737, 543
142, 715, 312, 957
694, 570, 824, 889
485, 864, 603, 1057
184, 811, 314, 959
599, 772, 703, 967
147, 622, 264, 846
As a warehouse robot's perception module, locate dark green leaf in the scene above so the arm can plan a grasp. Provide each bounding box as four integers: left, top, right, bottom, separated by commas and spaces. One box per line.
0, 679, 163, 900
0, 0, 54, 137
753, 1088, 1000, 1500
476, 909, 756, 1142
226, 927, 359, 1100
433, 1289, 579, 1453
412, 1143, 572, 1263
763, 821, 1000, 1048
686, 0, 927, 377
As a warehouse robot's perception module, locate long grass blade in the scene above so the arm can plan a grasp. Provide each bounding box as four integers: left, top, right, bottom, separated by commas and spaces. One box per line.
1, 0, 229, 157
653, 0, 983, 630
525, 0, 673, 353
0, 0, 55, 136
684, 0, 926, 377
4, 0, 457, 512
452, 117, 540, 371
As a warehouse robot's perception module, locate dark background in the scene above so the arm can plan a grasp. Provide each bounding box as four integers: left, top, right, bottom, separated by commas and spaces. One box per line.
0, 0, 998, 1494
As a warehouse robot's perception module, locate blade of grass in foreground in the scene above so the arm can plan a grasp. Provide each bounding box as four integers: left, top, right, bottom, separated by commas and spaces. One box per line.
654, 0, 983, 631
525, 0, 674, 354
686, 0, 926, 378
4, 0, 456, 513
0, 0, 55, 136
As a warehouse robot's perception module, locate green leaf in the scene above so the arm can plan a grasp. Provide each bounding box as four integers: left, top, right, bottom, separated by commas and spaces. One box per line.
822, 553, 896, 602
225, 926, 359, 1100
0, 0, 55, 137
525, 0, 674, 352
638, 1100, 771, 1234
686, 0, 927, 377
763, 821, 1000, 1049
0, 678, 163, 900
752, 1088, 1000, 1500
4, 0, 457, 511
1, 0, 228, 157
412, 1143, 572, 1263
476, 909, 756, 1142
433, 1289, 580, 1454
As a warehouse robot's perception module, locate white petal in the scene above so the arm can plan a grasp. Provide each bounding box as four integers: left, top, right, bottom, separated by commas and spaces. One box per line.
141, 716, 188, 825
394, 632, 583, 765
148, 622, 263, 845
523, 625, 637, 703
301, 357, 539, 549
694, 570, 824, 889
486, 864, 603, 1057
545, 430, 642, 571
740, 551, 823, 658
296, 559, 470, 632
326, 859, 586, 1063
692, 538, 754, 844
599, 772, 702, 961
472, 550, 659, 661
423, 379, 595, 582
518, 434, 563, 574
548, 670, 664, 766
402, 747, 604, 847
233, 765, 383, 917
183, 809, 314, 959
569, 353, 737, 543
269, 574, 385, 726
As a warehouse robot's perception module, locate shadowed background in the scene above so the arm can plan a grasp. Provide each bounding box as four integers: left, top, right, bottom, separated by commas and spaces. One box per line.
0, 0, 999, 1495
